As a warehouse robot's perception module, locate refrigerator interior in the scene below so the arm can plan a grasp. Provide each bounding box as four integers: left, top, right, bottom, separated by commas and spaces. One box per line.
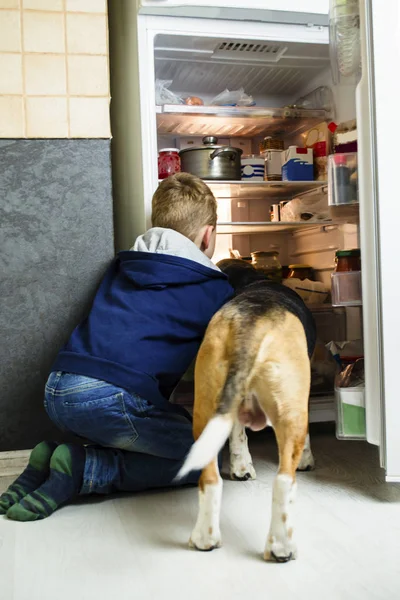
153, 31, 361, 421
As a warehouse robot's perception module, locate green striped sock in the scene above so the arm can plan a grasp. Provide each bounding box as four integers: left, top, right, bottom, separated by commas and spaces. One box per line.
0, 441, 57, 514
6, 444, 85, 522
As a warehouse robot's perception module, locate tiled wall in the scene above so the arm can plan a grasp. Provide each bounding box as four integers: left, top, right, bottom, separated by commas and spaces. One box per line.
0, 0, 110, 138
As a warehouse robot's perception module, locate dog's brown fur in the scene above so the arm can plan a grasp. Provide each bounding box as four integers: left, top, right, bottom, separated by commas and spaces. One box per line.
193, 307, 310, 493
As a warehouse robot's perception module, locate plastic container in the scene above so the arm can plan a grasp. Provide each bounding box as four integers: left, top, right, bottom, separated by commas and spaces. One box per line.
331, 271, 362, 306
251, 251, 282, 283
241, 155, 264, 181
158, 148, 181, 179
331, 249, 362, 306
329, 0, 361, 84
328, 152, 358, 205
294, 86, 334, 114
335, 385, 366, 440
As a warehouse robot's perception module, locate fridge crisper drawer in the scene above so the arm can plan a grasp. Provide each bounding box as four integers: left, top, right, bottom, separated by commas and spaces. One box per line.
331, 271, 362, 306
335, 386, 366, 440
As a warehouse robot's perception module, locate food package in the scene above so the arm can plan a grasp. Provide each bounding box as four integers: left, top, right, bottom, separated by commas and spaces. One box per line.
310, 339, 338, 394
155, 79, 183, 105
184, 96, 204, 106
282, 146, 313, 181
336, 358, 365, 388
280, 192, 331, 222
283, 278, 329, 305
304, 122, 332, 181
210, 88, 254, 106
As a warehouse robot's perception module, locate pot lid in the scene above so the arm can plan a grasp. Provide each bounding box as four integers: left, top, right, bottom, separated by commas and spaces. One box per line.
179, 144, 242, 154
179, 135, 242, 155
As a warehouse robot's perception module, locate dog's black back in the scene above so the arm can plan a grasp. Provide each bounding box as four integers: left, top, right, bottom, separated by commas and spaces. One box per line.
218, 259, 316, 358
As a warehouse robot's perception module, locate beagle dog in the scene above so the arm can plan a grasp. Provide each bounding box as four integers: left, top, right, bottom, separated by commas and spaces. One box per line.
177, 258, 317, 562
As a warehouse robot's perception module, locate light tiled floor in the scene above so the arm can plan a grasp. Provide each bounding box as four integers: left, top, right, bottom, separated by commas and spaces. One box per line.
1, 430, 400, 600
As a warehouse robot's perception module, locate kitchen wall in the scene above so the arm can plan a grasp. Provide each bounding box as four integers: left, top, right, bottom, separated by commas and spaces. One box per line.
0, 0, 114, 451
0, 0, 110, 138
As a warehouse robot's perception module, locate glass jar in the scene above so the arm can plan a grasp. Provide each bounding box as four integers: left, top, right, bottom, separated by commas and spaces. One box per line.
158, 148, 181, 180
251, 251, 282, 283
288, 264, 313, 280
334, 249, 361, 272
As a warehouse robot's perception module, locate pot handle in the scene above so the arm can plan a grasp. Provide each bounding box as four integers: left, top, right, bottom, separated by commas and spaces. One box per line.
210, 148, 238, 161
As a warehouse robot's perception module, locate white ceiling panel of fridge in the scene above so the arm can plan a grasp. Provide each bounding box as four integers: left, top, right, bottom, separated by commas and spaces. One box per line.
154, 35, 330, 96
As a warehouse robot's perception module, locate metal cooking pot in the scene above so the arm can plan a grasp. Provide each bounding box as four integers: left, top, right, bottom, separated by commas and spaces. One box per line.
179, 136, 242, 180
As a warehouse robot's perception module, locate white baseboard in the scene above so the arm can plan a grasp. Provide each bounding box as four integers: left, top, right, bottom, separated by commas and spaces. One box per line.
0, 450, 31, 477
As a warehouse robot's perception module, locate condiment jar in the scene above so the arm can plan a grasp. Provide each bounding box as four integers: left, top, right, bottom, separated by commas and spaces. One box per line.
158, 148, 181, 180
288, 264, 313, 280
251, 251, 282, 283
334, 249, 361, 272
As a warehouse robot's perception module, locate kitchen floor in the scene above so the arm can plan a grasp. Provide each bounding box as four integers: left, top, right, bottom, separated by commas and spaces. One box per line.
1, 428, 400, 600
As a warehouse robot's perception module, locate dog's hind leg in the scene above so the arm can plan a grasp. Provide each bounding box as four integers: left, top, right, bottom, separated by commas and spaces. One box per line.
184, 319, 232, 551
189, 458, 222, 551
297, 431, 315, 471
263, 414, 307, 562
229, 421, 256, 481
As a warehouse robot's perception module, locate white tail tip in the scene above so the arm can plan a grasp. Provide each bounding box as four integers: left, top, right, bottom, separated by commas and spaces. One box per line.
176, 414, 233, 480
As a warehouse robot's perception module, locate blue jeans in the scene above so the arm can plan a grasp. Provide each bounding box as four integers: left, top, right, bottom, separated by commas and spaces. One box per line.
44, 371, 200, 495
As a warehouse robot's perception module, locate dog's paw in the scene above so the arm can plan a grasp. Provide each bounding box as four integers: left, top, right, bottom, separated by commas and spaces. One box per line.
297, 448, 315, 472
230, 454, 257, 481
189, 526, 222, 552
264, 535, 297, 563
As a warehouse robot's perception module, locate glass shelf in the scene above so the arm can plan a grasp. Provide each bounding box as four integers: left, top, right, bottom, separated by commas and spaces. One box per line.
206, 180, 327, 200
217, 221, 335, 235
156, 104, 328, 138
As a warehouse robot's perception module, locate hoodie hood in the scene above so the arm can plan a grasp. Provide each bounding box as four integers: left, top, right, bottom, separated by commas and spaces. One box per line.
119, 227, 224, 289
132, 228, 220, 271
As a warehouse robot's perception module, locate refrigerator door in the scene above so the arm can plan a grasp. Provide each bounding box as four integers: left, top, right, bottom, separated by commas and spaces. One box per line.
366, 0, 400, 482
355, 1, 382, 450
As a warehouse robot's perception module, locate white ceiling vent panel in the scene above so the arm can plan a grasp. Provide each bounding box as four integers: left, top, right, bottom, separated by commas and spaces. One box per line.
213, 41, 287, 63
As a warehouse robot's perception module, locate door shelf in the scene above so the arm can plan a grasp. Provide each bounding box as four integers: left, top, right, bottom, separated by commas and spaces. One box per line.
206, 180, 327, 200
156, 104, 328, 138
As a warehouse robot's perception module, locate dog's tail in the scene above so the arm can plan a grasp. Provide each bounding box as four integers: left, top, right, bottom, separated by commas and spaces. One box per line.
176, 315, 273, 481
176, 344, 256, 480
176, 414, 233, 479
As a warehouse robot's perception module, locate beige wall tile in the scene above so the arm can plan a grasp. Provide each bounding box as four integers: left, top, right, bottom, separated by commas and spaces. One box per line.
23, 0, 63, 9
0, 53, 22, 93
26, 97, 68, 137
0, 96, 24, 137
68, 55, 108, 96
66, 14, 107, 54
69, 97, 110, 137
66, 0, 106, 13
0, 10, 21, 52
0, 0, 19, 8
24, 54, 66, 95
23, 11, 65, 53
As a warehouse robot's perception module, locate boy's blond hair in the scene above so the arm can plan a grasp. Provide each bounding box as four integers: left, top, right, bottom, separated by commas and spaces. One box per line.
152, 173, 217, 242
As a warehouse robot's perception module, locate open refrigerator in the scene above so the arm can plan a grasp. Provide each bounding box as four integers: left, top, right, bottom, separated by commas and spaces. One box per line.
108, 0, 400, 481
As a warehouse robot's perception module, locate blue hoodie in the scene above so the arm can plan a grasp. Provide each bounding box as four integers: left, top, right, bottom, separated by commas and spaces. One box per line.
53, 228, 233, 411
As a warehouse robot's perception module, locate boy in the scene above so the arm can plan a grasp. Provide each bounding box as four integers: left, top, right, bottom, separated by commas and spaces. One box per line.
0, 173, 233, 521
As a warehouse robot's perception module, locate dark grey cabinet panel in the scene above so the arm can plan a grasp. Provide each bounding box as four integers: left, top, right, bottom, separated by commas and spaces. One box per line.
0, 140, 114, 451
